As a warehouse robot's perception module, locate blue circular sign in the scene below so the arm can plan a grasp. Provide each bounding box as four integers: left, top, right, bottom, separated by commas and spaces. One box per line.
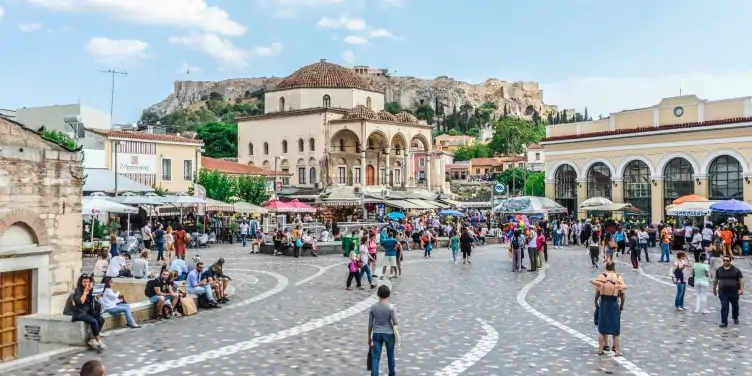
494, 183, 506, 194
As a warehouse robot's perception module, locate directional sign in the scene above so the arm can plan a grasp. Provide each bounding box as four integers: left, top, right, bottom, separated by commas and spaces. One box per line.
494, 183, 506, 194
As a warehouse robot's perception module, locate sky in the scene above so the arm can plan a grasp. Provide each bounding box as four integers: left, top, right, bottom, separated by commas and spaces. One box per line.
1, 0, 751, 123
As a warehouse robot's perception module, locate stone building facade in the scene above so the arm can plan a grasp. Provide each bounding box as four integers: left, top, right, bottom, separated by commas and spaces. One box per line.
0, 117, 83, 362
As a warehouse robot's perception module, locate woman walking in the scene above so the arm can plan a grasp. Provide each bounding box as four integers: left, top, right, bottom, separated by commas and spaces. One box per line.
670, 251, 692, 311
367, 233, 378, 278
449, 230, 459, 263
692, 253, 710, 314
628, 230, 639, 269
591, 262, 627, 356
422, 230, 433, 258
368, 285, 399, 376
589, 231, 600, 268
460, 228, 473, 264
510, 229, 524, 272
602, 233, 616, 262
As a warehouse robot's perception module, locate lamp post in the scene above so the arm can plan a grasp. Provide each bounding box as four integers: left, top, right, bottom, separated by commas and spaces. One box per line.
113, 140, 120, 196
194, 147, 205, 183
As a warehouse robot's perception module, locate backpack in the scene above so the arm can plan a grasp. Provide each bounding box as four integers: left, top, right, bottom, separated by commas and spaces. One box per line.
63, 292, 75, 315
144, 279, 158, 298
673, 265, 684, 283
512, 236, 520, 250
197, 293, 213, 309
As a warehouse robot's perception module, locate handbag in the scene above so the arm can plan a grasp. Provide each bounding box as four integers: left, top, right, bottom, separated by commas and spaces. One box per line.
180, 295, 198, 316
366, 348, 373, 371
295, 238, 303, 248
688, 275, 695, 287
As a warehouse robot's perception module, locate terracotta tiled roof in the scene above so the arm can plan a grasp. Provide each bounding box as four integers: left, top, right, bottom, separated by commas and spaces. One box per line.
527, 143, 542, 149
377, 110, 397, 121
395, 112, 419, 124
87, 128, 203, 145
541, 117, 752, 142
201, 156, 291, 176
343, 105, 378, 120
276, 60, 375, 91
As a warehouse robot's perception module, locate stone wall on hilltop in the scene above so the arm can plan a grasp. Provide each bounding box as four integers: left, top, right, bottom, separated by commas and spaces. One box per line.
145, 73, 560, 119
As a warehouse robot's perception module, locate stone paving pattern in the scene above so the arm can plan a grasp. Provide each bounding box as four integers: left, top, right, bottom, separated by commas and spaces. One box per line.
10, 243, 752, 375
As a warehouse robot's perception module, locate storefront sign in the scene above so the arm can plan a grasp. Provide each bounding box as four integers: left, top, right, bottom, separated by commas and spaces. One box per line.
114, 153, 157, 174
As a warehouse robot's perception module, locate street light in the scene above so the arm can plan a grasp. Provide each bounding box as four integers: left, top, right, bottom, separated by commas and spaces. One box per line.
274, 155, 285, 198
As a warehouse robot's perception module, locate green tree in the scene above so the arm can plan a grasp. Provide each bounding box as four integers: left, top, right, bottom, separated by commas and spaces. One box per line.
385, 101, 402, 114
140, 111, 160, 124
42, 130, 77, 149
524, 171, 545, 196
197, 169, 237, 202
453, 143, 489, 161
497, 167, 526, 194
447, 128, 459, 136
465, 127, 480, 137
414, 104, 435, 125
488, 117, 545, 156
195, 122, 238, 158
236, 175, 272, 205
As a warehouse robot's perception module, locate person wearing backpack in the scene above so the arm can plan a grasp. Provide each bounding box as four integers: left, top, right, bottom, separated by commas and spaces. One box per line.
670, 251, 692, 311
291, 225, 302, 258
510, 229, 524, 272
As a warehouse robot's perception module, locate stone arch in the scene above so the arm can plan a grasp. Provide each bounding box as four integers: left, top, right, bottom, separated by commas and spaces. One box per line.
701, 149, 750, 175
0, 209, 50, 246
657, 152, 700, 177
581, 158, 616, 178
309, 157, 317, 165
390, 132, 407, 152
617, 156, 656, 177
366, 130, 389, 150
262, 160, 271, 168
409, 132, 431, 152
366, 96, 372, 110
279, 97, 285, 111
330, 129, 361, 153
525, 105, 536, 116
546, 159, 581, 181
296, 158, 305, 166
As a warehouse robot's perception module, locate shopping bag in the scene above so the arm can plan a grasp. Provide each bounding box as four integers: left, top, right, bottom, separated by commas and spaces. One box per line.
593, 305, 600, 326
181, 296, 198, 316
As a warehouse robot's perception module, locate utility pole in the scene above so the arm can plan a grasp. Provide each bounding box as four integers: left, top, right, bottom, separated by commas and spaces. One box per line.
100, 69, 128, 129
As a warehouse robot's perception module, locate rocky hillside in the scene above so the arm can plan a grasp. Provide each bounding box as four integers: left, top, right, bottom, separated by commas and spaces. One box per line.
145, 72, 562, 119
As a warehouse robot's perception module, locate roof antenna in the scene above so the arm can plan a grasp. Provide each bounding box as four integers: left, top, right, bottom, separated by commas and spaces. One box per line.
679, 85, 682, 96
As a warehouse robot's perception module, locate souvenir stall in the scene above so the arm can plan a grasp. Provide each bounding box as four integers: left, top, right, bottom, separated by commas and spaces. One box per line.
81, 195, 139, 257
710, 200, 752, 255
663, 195, 713, 249
493, 196, 568, 223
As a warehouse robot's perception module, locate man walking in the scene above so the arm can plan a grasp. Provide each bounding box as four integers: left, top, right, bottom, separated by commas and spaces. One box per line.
713, 256, 744, 328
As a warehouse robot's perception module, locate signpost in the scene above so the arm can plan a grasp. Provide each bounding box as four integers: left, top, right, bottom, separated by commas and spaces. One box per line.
492, 182, 506, 210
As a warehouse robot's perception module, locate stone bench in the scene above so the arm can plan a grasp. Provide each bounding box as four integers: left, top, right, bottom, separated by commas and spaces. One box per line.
17, 295, 197, 357
111, 278, 187, 304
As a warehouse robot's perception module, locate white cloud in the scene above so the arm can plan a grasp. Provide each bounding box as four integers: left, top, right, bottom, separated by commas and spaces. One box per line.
543, 71, 752, 118
19, 23, 43, 32
169, 33, 282, 68
0, 5, 5, 20
341, 50, 355, 64
84, 37, 149, 63
258, 0, 348, 18
344, 35, 368, 45
176, 62, 200, 75
317, 16, 366, 31
27, 0, 246, 36
369, 28, 394, 38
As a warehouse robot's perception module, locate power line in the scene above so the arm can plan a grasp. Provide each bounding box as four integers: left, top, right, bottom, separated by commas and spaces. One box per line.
100, 69, 127, 129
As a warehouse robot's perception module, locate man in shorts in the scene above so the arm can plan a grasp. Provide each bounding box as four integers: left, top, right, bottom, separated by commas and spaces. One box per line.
380, 229, 399, 279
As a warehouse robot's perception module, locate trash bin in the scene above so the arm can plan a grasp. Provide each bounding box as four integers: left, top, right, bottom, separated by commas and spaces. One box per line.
342, 236, 352, 256
743, 239, 751, 256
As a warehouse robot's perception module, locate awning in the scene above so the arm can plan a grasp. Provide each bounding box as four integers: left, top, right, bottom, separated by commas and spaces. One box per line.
385, 200, 423, 210
440, 199, 492, 208
666, 201, 716, 216
83, 168, 154, 193
205, 198, 234, 212
402, 199, 435, 210
582, 203, 634, 212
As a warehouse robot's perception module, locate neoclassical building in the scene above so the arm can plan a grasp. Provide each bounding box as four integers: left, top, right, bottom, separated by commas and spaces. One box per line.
542, 94, 752, 224
237, 59, 443, 190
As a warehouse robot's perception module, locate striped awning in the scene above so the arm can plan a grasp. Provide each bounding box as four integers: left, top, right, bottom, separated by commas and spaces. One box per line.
405, 199, 440, 209
385, 200, 424, 210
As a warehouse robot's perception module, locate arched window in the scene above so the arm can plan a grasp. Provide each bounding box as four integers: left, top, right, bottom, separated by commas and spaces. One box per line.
263, 142, 269, 155
623, 160, 651, 218
339, 138, 345, 152
279, 97, 285, 111
282, 140, 288, 153
323, 95, 331, 108
366, 96, 372, 110
310, 167, 317, 184
554, 164, 577, 215
663, 158, 694, 209
709, 156, 742, 200
587, 162, 612, 199
309, 138, 315, 151
248, 143, 254, 156
298, 139, 304, 152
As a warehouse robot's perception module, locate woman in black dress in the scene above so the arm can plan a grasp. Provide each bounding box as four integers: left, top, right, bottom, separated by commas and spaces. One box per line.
459, 228, 474, 264
591, 262, 627, 356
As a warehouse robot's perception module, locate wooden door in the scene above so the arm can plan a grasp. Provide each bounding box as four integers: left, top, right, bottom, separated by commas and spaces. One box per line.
366, 165, 375, 186
0, 270, 32, 362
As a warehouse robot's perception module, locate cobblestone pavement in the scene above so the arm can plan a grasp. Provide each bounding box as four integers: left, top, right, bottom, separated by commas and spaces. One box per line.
11, 243, 752, 375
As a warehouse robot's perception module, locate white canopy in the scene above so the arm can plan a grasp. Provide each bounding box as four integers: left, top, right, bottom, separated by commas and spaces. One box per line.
160, 193, 207, 205
108, 193, 163, 206
233, 201, 269, 214
580, 197, 613, 208
82, 197, 139, 215
582, 203, 634, 212
666, 201, 716, 216
494, 196, 567, 214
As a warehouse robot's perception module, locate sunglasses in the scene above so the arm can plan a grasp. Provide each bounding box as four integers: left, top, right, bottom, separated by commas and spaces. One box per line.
723, 259, 732, 262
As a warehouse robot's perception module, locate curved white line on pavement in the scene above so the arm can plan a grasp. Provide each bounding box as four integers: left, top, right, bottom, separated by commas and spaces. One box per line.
433, 318, 498, 376
517, 268, 651, 376
295, 261, 349, 286
222, 269, 289, 309
113, 295, 380, 376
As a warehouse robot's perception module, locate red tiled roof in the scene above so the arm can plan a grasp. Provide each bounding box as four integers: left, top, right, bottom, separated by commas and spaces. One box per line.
87, 128, 203, 145
527, 143, 542, 149
275, 60, 375, 91
541, 117, 752, 142
201, 156, 291, 176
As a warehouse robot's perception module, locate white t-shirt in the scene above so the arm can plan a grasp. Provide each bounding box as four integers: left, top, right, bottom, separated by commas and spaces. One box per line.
527, 236, 537, 249
359, 244, 369, 264
106, 256, 126, 277
684, 226, 693, 238
320, 230, 330, 242
240, 223, 249, 235
702, 228, 713, 241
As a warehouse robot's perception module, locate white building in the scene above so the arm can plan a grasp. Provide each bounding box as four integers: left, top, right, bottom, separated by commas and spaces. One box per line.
14, 103, 111, 136
526, 143, 545, 172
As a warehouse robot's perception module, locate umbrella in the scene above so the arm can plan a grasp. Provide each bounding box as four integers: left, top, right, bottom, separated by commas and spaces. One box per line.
494, 196, 567, 214
160, 193, 207, 205
579, 197, 613, 208
387, 212, 405, 220
666, 201, 716, 216
672, 194, 708, 205
82, 197, 139, 215
286, 199, 316, 213
710, 199, 752, 214
439, 209, 465, 217
233, 201, 269, 214
264, 199, 291, 213
108, 194, 163, 206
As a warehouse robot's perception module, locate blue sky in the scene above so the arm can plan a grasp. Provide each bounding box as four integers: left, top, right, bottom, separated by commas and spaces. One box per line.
1, 0, 750, 123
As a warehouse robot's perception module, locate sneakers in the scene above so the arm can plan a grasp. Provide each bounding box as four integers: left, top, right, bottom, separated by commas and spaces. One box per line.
97, 339, 106, 349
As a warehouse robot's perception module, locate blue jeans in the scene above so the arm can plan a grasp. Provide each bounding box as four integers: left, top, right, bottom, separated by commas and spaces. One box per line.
105, 303, 136, 327
660, 243, 670, 262
451, 247, 458, 261
241, 233, 247, 246
188, 285, 214, 302
360, 263, 373, 285
156, 241, 165, 260
554, 233, 561, 246
718, 290, 740, 324
175, 272, 187, 281
371, 332, 396, 376
110, 244, 119, 258
675, 282, 686, 308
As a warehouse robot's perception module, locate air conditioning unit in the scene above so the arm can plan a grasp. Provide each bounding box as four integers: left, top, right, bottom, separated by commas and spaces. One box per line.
314, 182, 322, 189
354, 186, 362, 194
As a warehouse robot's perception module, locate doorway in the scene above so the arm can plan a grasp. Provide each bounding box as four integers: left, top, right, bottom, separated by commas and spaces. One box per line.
366, 165, 375, 186
0, 270, 32, 362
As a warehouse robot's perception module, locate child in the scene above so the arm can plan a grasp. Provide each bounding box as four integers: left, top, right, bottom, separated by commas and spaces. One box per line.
449, 231, 459, 263
346, 257, 363, 290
